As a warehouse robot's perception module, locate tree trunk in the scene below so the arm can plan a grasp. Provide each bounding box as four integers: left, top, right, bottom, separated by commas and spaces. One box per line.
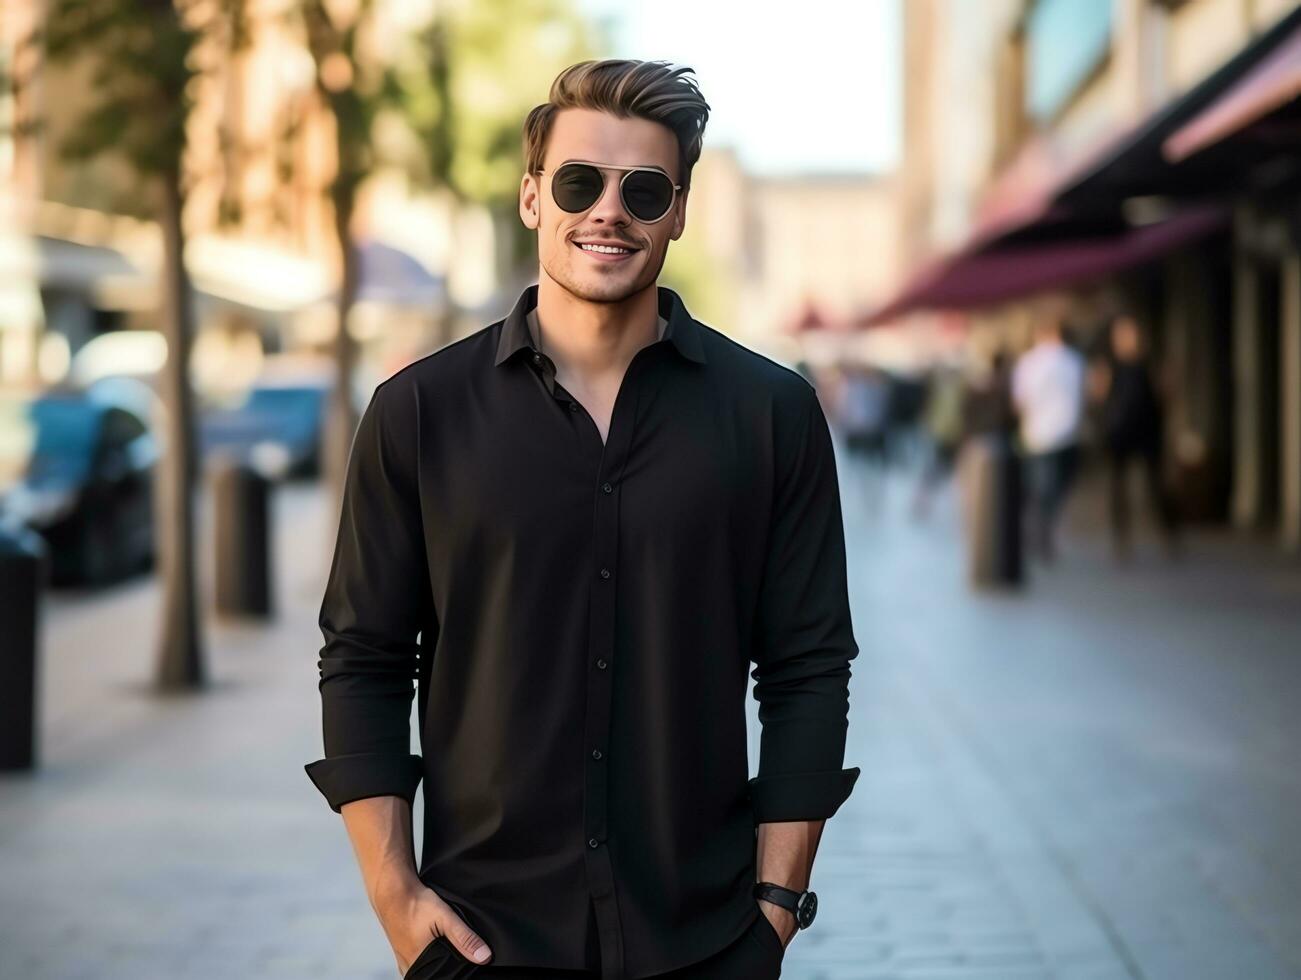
324, 183, 361, 521
153, 170, 205, 691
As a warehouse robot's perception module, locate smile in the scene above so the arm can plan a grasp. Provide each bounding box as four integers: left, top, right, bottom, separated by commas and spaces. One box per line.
573, 241, 638, 260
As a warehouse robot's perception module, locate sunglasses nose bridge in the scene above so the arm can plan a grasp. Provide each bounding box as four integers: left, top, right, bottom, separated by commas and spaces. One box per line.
586, 168, 631, 222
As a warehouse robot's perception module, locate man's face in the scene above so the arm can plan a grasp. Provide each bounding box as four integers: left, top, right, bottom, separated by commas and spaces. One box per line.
520, 107, 688, 304
1111, 317, 1141, 359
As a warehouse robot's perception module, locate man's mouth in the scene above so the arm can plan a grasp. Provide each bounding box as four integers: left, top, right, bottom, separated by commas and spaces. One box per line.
572, 240, 640, 261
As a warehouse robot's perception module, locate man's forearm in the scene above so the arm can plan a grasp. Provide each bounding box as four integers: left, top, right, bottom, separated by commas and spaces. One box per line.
755, 818, 825, 891
340, 796, 424, 911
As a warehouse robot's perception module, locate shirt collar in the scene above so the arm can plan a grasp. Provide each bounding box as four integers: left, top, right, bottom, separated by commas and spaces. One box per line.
493, 283, 707, 367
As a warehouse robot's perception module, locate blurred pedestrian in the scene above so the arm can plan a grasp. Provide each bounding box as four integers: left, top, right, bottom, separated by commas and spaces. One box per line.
911, 362, 965, 520
838, 363, 891, 512
1012, 311, 1086, 562
1090, 314, 1180, 561
882, 371, 927, 467
962, 349, 1017, 442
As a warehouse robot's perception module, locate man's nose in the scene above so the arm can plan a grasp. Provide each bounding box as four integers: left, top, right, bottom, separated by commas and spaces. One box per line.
588, 173, 629, 224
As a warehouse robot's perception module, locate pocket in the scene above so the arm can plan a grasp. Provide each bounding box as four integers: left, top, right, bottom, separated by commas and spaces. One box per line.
739, 913, 785, 979
403, 935, 446, 980
748, 910, 786, 958
403, 900, 470, 973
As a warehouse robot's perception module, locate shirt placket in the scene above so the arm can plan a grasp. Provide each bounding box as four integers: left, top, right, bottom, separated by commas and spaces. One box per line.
529, 341, 649, 980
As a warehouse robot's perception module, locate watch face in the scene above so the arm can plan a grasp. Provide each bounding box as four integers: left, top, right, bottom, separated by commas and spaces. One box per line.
796, 890, 817, 928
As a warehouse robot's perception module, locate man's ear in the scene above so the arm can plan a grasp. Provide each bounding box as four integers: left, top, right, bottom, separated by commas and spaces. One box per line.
669, 190, 689, 241
520, 174, 540, 230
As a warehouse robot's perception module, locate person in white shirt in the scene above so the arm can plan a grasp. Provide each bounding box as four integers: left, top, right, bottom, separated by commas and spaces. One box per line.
836, 363, 892, 512
1012, 316, 1087, 561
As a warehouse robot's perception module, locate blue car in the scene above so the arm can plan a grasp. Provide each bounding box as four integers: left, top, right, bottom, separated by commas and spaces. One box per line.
199, 380, 329, 479
0, 379, 159, 587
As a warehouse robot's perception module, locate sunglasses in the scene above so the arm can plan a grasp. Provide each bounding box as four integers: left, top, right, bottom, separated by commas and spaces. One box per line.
538, 161, 682, 224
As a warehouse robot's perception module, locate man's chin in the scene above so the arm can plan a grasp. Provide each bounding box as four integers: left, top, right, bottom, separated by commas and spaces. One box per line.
560, 277, 647, 305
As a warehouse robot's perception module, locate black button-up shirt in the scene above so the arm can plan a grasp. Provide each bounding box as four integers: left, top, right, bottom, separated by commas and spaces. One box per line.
305, 283, 861, 979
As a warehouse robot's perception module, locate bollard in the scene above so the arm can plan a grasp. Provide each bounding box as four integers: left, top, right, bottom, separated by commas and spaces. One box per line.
0, 519, 48, 771
961, 433, 1023, 588
212, 457, 274, 617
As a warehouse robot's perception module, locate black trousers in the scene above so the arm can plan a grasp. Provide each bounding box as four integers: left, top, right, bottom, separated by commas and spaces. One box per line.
1024, 443, 1080, 558
403, 904, 785, 980
1107, 441, 1178, 549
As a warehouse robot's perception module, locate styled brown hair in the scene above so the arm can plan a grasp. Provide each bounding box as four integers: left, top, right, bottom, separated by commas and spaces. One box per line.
523, 59, 711, 192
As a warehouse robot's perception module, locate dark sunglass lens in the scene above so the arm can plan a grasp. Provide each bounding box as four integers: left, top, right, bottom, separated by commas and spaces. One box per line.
551, 164, 604, 213
622, 171, 674, 221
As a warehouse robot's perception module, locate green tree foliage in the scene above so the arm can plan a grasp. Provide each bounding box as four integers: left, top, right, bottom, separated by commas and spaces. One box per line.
387, 0, 599, 272
40, 0, 249, 200
44, 0, 197, 180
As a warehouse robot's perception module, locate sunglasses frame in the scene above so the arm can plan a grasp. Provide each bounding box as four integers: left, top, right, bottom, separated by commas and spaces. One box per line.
538, 160, 683, 225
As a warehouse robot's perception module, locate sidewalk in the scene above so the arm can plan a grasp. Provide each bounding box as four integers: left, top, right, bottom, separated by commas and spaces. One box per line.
0, 482, 396, 979
823, 450, 1301, 980
1, 454, 1299, 979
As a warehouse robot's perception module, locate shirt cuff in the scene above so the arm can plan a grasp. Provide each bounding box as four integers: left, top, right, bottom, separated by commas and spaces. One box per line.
304, 752, 424, 814
747, 766, 860, 824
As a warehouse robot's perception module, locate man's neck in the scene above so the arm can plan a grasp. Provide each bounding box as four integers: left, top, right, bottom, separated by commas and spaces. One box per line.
531, 277, 663, 377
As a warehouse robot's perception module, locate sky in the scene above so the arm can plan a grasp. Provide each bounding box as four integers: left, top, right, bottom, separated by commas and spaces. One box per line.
574, 0, 902, 178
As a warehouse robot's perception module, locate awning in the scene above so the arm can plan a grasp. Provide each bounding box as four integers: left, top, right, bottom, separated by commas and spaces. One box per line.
1056, 4, 1301, 206
963, 132, 1134, 249
350, 238, 446, 308
34, 235, 145, 291
861, 89, 1197, 327
1164, 17, 1301, 162
0, 234, 155, 311
187, 233, 332, 313
864, 5, 1301, 327
786, 298, 865, 334
862, 204, 1228, 325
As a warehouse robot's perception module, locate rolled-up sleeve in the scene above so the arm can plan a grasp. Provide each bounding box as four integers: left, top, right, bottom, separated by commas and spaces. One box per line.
748, 382, 861, 824
304, 378, 433, 814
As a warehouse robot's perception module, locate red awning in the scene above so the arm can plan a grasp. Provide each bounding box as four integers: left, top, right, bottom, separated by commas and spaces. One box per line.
788, 299, 834, 334
963, 129, 1134, 248
862, 204, 1228, 325
1164, 19, 1301, 162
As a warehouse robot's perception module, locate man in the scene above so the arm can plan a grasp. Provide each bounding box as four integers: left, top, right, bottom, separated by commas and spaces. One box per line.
1090, 313, 1180, 561
305, 59, 861, 980
1011, 301, 1087, 562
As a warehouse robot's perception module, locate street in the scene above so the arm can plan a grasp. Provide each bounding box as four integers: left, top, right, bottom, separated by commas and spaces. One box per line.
1, 447, 1299, 980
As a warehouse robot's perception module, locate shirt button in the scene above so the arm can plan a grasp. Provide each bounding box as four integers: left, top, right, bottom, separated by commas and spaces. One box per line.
599, 568, 611, 579
569, 401, 579, 412
533, 353, 542, 364
588, 838, 600, 848
601, 481, 613, 493
591, 748, 603, 760
595, 658, 608, 669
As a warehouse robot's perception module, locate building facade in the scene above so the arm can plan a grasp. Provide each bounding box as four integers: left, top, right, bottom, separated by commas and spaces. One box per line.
888, 0, 1301, 551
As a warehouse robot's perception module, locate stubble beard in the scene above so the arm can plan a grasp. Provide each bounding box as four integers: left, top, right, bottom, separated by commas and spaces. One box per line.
544, 240, 664, 305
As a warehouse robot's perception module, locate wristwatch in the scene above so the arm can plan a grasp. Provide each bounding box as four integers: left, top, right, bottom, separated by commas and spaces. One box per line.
753, 881, 818, 929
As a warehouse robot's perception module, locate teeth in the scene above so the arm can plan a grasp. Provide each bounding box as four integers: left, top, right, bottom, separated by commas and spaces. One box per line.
579, 243, 631, 254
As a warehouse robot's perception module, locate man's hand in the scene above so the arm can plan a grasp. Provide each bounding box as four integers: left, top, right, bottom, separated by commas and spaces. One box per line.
376, 882, 494, 974
334, 797, 493, 973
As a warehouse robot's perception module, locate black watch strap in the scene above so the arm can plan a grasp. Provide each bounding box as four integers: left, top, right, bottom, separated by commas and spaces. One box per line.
753, 881, 800, 911
753, 881, 818, 929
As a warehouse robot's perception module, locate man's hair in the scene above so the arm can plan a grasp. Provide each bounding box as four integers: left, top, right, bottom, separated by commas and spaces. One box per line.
523, 59, 711, 192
